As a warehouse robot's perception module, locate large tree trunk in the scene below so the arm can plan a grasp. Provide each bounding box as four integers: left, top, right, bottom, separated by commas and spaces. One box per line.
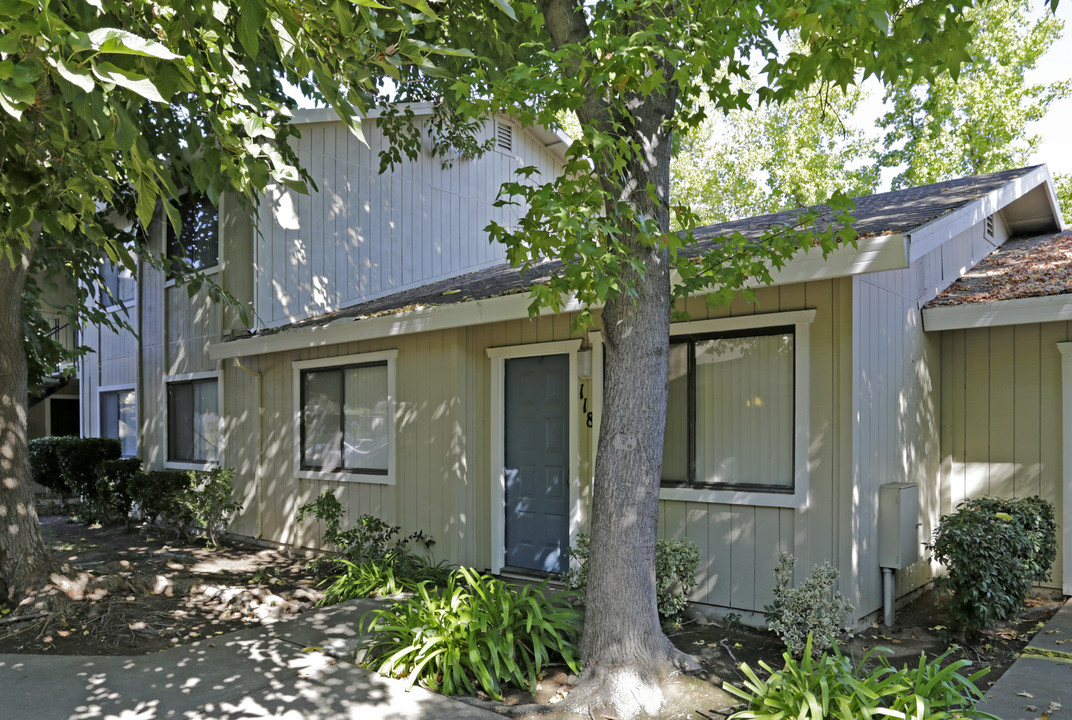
536, 5, 708, 717
0, 243, 56, 606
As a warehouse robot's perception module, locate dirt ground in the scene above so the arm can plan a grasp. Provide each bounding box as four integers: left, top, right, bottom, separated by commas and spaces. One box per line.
0, 511, 324, 655
2, 509, 1063, 709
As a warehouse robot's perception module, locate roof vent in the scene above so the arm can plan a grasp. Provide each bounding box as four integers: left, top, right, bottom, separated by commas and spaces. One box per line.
985, 215, 995, 243
495, 121, 513, 154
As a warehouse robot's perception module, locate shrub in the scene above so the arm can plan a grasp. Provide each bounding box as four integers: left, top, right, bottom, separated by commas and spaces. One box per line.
725, 637, 992, 720
930, 496, 1056, 633
764, 553, 853, 657
958, 496, 1057, 584
566, 532, 700, 626
54, 437, 121, 504
182, 467, 243, 546
129, 470, 193, 527
296, 490, 433, 564
87, 458, 143, 525
28, 437, 72, 498
358, 567, 582, 699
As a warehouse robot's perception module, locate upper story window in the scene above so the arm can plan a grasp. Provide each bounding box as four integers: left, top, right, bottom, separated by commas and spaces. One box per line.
99, 261, 136, 307
661, 327, 795, 493
293, 350, 398, 484
167, 194, 219, 273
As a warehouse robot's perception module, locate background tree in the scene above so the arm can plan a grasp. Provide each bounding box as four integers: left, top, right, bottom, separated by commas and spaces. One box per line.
672, 0, 1067, 224
0, 0, 448, 606
387, 1, 1016, 717
877, 0, 1069, 188
671, 85, 879, 226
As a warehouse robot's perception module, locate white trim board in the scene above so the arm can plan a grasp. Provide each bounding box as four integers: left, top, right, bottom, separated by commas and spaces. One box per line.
922, 294, 1072, 331
907, 166, 1054, 263
486, 339, 583, 574
745, 233, 908, 288
1056, 342, 1072, 596
211, 292, 587, 360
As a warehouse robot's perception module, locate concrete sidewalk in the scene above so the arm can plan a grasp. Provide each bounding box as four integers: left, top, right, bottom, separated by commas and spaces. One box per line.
976, 598, 1072, 720
0, 599, 501, 720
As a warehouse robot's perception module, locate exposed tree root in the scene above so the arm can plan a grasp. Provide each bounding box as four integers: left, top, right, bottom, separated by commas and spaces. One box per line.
457, 649, 731, 720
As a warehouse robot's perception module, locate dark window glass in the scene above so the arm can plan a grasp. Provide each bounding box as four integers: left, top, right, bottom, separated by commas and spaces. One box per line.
300, 362, 389, 474
167, 379, 219, 463
167, 194, 219, 273
661, 327, 795, 491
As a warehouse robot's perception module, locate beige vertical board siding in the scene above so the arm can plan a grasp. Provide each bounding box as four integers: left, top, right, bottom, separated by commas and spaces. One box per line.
988, 325, 1017, 499
1039, 322, 1065, 583
252, 118, 560, 329
98, 318, 137, 388
803, 280, 836, 577
851, 237, 944, 619
1013, 324, 1042, 499
939, 320, 1068, 589
139, 227, 167, 469
223, 362, 259, 538
81, 325, 100, 436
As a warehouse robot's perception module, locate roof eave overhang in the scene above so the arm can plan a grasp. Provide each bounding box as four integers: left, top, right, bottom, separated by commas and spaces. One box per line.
922, 293, 1072, 331
210, 233, 907, 360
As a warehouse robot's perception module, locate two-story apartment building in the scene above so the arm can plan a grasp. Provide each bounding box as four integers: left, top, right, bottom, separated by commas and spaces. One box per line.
80, 104, 1070, 625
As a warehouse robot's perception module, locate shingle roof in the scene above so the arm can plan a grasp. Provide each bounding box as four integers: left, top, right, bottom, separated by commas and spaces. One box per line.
926, 230, 1072, 307
256, 166, 1042, 336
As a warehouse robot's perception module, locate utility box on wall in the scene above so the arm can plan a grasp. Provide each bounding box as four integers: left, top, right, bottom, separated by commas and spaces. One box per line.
879, 482, 920, 570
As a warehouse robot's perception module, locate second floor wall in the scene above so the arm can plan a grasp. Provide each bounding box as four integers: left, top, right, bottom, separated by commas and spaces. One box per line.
252, 110, 566, 330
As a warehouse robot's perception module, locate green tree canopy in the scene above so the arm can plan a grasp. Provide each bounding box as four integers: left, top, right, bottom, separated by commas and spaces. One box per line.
0, 0, 452, 605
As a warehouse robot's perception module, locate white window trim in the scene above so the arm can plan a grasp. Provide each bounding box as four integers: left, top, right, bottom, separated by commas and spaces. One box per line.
163, 371, 223, 471
590, 309, 815, 509
96, 383, 138, 458
291, 349, 398, 485
487, 339, 583, 575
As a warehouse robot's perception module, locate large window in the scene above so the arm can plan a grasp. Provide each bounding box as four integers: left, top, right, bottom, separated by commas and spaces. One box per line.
661, 327, 795, 492
166, 377, 219, 465
100, 388, 137, 457
167, 194, 219, 273
300, 362, 389, 475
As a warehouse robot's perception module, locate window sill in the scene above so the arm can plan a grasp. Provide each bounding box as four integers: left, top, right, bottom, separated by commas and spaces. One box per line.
659, 485, 803, 508
297, 469, 394, 485
165, 461, 216, 472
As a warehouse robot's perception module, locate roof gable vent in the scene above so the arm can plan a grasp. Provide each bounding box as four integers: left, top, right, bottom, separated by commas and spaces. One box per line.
495, 121, 514, 154
985, 215, 995, 243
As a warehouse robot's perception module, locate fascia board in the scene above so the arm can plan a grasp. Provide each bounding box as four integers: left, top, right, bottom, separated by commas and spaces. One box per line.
209, 292, 585, 360
743, 232, 908, 288
907, 166, 1052, 263
922, 293, 1072, 331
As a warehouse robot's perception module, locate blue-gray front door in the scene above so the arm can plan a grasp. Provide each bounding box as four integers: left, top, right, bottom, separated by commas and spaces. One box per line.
504, 354, 569, 574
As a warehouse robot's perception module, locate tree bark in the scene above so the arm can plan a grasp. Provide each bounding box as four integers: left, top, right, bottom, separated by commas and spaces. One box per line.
0, 241, 57, 606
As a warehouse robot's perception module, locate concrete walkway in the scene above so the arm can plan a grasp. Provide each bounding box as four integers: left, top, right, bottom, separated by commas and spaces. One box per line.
976, 598, 1072, 720
0, 599, 501, 720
